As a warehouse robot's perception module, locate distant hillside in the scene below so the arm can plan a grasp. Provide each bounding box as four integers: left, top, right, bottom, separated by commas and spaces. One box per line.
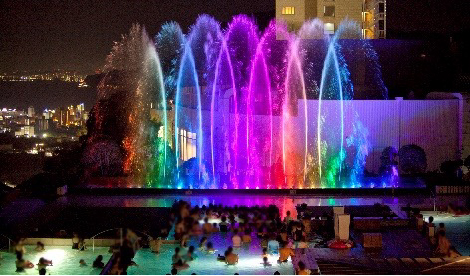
0, 80, 96, 111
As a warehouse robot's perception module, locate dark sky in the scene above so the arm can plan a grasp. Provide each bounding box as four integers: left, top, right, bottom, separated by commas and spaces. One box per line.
0, 0, 274, 74
1, 0, 469, 74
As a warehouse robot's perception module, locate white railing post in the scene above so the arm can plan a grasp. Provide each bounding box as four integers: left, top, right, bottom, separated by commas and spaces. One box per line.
93, 237, 95, 253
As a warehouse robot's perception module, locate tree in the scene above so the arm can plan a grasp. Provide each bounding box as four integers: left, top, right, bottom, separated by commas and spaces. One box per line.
155, 22, 185, 101
379, 146, 398, 176
398, 144, 427, 174
82, 140, 123, 176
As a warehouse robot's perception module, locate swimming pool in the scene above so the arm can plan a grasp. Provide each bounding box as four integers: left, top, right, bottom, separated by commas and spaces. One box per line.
128, 234, 295, 275
422, 211, 470, 256
0, 245, 111, 275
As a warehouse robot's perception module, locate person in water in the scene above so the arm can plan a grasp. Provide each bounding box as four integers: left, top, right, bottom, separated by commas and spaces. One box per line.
92, 255, 104, 268
35, 242, 45, 252
184, 246, 197, 262
172, 247, 181, 264
206, 242, 216, 254
262, 248, 268, 258
37, 257, 53, 271
296, 261, 311, 275
79, 259, 87, 267
278, 242, 295, 263
16, 258, 33, 272
261, 257, 272, 267
199, 237, 208, 250
172, 259, 189, 271
225, 250, 238, 265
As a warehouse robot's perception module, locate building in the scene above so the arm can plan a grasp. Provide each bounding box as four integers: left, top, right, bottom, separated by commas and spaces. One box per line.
276, 0, 386, 38
15, 125, 35, 137
27, 106, 35, 118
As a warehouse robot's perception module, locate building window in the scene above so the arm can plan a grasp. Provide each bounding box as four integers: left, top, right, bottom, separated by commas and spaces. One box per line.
378, 20, 384, 31
178, 128, 197, 161
282, 6, 295, 15
324, 5, 335, 17
324, 23, 335, 34
378, 2, 385, 13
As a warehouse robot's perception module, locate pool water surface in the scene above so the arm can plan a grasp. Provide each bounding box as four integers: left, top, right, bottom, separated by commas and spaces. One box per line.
128, 234, 295, 275
0, 245, 111, 275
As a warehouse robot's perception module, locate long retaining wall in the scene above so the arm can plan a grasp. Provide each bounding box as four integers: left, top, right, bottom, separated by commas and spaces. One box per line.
174, 96, 462, 174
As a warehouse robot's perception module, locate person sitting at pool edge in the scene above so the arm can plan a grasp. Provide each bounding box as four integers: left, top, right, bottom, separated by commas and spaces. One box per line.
278, 242, 295, 263
296, 261, 311, 275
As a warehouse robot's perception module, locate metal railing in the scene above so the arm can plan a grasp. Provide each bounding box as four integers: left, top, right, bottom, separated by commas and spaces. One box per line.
89, 228, 152, 252
0, 233, 13, 252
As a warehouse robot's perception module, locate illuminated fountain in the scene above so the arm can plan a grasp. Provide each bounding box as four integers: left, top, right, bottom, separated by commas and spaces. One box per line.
83, 16, 388, 189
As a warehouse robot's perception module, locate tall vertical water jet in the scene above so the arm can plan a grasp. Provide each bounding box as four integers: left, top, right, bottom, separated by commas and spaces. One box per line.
210, 37, 238, 183
317, 36, 345, 187
283, 38, 308, 188
175, 43, 204, 183
145, 41, 170, 184
298, 19, 328, 187
247, 33, 273, 189
224, 15, 259, 188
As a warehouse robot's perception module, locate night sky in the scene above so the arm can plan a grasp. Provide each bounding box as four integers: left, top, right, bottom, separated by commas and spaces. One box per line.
1, 0, 470, 74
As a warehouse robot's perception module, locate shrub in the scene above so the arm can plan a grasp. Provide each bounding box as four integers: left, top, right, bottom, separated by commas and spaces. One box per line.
398, 144, 427, 174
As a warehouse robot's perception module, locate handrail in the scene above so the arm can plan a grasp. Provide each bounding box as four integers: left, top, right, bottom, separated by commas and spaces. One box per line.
89, 228, 153, 252
0, 233, 13, 251
100, 253, 117, 275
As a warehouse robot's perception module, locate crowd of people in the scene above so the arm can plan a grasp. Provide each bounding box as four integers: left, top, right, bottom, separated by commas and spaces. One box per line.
157, 201, 316, 275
